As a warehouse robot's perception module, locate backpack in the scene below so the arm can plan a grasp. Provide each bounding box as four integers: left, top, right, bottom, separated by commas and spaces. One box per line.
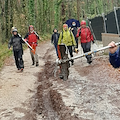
61, 30, 72, 40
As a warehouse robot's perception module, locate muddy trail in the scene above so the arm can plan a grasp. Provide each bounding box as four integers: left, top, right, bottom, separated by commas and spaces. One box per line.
34, 42, 120, 120
1, 41, 120, 120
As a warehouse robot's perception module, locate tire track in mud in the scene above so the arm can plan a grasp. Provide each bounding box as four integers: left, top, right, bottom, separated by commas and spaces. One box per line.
34, 48, 80, 120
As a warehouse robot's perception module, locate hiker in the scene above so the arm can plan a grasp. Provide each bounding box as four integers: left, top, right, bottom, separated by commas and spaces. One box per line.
76, 20, 94, 64
24, 25, 39, 67
8, 28, 24, 72
71, 22, 78, 48
51, 28, 60, 57
109, 41, 120, 68
58, 24, 76, 65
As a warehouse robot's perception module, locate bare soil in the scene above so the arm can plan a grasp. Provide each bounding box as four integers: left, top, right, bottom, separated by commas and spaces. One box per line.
0, 41, 120, 120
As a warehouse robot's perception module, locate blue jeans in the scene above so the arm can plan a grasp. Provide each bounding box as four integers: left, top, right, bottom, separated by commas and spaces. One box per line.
54, 44, 58, 57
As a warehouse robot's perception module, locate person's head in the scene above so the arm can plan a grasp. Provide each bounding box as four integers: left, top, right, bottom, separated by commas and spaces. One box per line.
53, 28, 58, 33
81, 20, 86, 28
12, 28, 18, 35
11, 27, 16, 34
29, 25, 34, 33
72, 22, 76, 27
63, 24, 68, 31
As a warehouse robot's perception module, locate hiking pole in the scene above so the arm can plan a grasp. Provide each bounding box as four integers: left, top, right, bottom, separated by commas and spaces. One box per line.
57, 42, 120, 64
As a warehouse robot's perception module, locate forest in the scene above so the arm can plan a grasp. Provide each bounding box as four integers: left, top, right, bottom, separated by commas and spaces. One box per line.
0, 0, 120, 43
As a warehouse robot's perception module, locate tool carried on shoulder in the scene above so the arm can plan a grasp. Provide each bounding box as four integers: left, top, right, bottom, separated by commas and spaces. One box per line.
56, 42, 120, 80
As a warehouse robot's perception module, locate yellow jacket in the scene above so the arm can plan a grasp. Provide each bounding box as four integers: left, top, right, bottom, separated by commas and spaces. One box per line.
58, 26, 76, 46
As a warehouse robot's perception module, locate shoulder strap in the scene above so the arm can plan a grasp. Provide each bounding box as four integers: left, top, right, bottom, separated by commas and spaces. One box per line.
69, 30, 72, 39
62, 31, 63, 40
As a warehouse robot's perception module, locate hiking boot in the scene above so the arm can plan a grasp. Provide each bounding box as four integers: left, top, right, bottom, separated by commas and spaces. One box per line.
59, 75, 64, 79
21, 68, 24, 72
17, 69, 22, 73
71, 61, 74, 65
32, 62, 35, 65
87, 58, 92, 64
36, 62, 39, 67
71, 60, 74, 66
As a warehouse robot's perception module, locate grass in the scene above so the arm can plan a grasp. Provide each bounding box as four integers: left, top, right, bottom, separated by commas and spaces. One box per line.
0, 43, 12, 68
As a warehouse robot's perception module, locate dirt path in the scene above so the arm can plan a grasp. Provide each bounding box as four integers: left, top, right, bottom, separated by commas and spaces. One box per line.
1, 41, 120, 120
0, 41, 49, 120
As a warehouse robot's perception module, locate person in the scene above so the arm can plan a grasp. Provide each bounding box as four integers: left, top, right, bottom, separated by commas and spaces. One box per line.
24, 25, 39, 67
51, 28, 60, 57
76, 20, 94, 64
109, 41, 120, 68
8, 28, 24, 72
71, 22, 78, 48
58, 24, 76, 65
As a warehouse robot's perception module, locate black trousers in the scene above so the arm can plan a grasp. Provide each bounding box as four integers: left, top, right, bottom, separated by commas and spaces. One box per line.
81, 42, 92, 60
75, 37, 78, 48
67, 46, 74, 63
13, 50, 24, 69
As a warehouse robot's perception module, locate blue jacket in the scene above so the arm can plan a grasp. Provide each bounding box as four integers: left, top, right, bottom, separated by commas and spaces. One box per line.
109, 47, 120, 68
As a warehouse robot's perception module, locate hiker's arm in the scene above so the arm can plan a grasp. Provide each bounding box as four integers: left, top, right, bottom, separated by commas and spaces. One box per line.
109, 47, 120, 68
71, 32, 76, 46
8, 38, 13, 49
51, 35, 54, 44
89, 28, 94, 42
35, 32, 39, 40
24, 33, 29, 39
76, 28, 81, 38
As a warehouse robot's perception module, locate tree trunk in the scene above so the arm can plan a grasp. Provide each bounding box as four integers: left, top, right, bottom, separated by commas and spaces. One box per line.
5, 0, 9, 39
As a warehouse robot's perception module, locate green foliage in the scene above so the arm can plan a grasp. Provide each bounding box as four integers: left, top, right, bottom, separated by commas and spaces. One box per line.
0, 43, 12, 68
0, 0, 120, 44
28, 0, 35, 26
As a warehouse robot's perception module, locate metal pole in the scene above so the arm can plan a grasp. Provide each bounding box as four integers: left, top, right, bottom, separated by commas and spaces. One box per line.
114, 7, 120, 34
102, 13, 107, 33
57, 42, 120, 64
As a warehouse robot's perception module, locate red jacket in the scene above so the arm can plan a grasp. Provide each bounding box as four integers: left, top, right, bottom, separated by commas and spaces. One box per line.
24, 32, 39, 46
76, 27, 93, 43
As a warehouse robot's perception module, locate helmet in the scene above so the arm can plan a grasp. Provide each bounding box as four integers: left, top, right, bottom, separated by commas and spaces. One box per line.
81, 20, 86, 26
12, 28, 18, 32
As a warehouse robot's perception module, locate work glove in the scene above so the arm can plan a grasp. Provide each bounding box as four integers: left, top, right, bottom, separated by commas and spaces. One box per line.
73, 46, 79, 53
92, 40, 95, 44
79, 31, 81, 36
